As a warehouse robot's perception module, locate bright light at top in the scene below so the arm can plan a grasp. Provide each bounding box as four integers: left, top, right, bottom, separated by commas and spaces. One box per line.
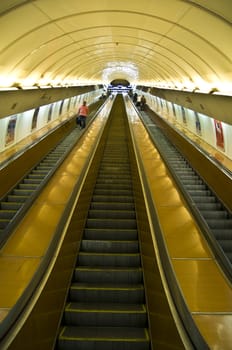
0, 74, 15, 87
102, 62, 139, 83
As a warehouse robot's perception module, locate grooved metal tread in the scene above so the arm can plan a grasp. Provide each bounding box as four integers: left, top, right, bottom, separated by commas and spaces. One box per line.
59, 326, 149, 341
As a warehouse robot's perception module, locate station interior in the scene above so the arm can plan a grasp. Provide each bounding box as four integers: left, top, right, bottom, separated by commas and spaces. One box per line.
0, 1, 232, 350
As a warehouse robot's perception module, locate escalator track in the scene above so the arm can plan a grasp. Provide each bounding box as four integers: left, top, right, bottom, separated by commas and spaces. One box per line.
140, 111, 232, 279
56, 97, 150, 350
0, 128, 80, 246
0, 101, 104, 247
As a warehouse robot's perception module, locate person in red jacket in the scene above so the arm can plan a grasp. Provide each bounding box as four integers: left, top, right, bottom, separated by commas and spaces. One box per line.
77, 100, 89, 129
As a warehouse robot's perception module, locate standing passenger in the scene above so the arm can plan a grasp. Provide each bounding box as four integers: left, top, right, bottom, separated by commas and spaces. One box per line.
140, 95, 146, 110
78, 101, 89, 129
136, 95, 141, 108
133, 92, 138, 104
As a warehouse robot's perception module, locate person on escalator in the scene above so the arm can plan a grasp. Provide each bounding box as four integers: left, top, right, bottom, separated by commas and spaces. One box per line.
77, 100, 89, 129
140, 95, 146, 111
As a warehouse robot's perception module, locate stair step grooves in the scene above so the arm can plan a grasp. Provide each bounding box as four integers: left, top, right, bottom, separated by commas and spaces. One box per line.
1, 202, 22, 210
69, 283, 145, 303
196, 203, 222, 210
90, 202, 135, 210
7, 195, 30, 202
12, 189, 34, 196
192, 196, 217, 204
218, 240, 232, 252
212, 229, 232, 240
188, 190, 212, 196
92, 195, 134, 203
31, 170, 50, 174
0, 210, 17, 219
86, 218, 137, 229
23, 178, 43, 184
58, 326, 150, 350
183, 184, 206, 190
64, 302, 147, 327
99, 167, 130, 172
74, 267, 142, 284
207, 219, 232, 229
81, 240, 139, 253
94, 183, 132, 190
97, 173, 132, 179
201, 211, 229, 219
93, 189, 133, 196
78, 252, 141, 267
88, 209, 136, 219
27, 174, 46, 179
0, 219, 12, 229
18, 183, 39, 190
96, 179, 132, 186
84, 228, 138, 240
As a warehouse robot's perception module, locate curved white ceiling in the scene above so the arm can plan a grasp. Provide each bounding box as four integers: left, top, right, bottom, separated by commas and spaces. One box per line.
0, 0, 231, 94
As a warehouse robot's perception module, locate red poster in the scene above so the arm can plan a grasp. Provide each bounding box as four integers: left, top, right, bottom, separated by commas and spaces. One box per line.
214, 120, 224, 150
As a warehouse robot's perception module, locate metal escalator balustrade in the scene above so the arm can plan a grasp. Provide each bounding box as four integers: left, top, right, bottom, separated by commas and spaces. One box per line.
141, 112, 232, 278
57, 97, 150, 350
0, 128, 84, 246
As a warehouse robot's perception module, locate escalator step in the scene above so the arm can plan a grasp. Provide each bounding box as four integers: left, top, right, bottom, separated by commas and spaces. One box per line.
13, 189, 34, 196
99, 166, 130, 172
1, 202, 22, 210
64, 302, 147, 327
81, 239, 139, 253
201, 211, 229, 219
0, 210, 17, 219
74, 267, 142, 284
87, 209, 136, 219
90, 202, 135, 210
94, 183, 132, 190
69, 283, 145, 303
192, 196, 216, 204
7, 195, 30, 202
218, 240, 232, 252
207, 219, 232, 229
27, 174, 45, 179
78, 252, 141, 267
18, 184, 38, 190
183, 184, 206, 190
188, 190, 211, 196
93, 189, 133, 196
181, 179, 203, 185
92, 195, 134, 203
196, 203, 222, 210
86, 218, 137, 229
0, 219, 10, 229
84, 228, 138, 240
58, 326, 150, 350
97, 173, 131, 180
212, 229, 232, 240
23, 178, 42, 184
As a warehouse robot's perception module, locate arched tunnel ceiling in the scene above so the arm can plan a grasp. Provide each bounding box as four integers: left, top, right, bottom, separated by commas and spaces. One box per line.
0, 0, 231, 94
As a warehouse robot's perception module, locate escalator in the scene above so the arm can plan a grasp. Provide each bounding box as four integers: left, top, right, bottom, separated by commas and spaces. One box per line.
56, 97, 150, 350
0, 129, 80, 245
140, 112, 232, 277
